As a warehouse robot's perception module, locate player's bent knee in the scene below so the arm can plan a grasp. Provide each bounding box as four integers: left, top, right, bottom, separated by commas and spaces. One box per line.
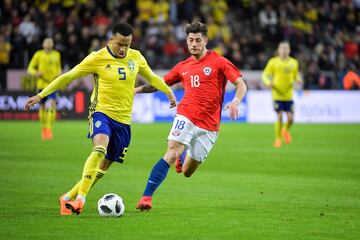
164, 148, 179, 164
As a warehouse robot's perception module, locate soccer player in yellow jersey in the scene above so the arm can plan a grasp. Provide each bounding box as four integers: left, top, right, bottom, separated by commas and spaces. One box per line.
262, 42, 302, 148
27, 38, 61, 140
24, 23, 177, 215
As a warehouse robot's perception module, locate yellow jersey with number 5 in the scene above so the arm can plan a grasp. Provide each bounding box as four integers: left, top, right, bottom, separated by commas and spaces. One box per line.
38, 46, 171, 124
72, 46, 154, 124
262, 56, 299, 101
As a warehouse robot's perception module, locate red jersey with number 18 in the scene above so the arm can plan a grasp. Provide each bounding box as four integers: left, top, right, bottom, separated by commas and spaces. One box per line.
164, 50, 242, 131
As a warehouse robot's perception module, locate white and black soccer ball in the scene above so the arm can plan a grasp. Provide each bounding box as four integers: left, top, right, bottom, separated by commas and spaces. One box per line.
97, 193, 125, 217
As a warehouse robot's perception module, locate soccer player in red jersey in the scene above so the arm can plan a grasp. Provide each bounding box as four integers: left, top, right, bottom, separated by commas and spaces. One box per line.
135, 21, 247, 211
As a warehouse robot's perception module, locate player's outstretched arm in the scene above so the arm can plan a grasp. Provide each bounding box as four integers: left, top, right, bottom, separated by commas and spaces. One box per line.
225, 77, 247, 120
24, 69, 85, 111
135, 84, 157, 94
139, 68, 177, 108
38, 69, 83, 98
135, 84, 177, 108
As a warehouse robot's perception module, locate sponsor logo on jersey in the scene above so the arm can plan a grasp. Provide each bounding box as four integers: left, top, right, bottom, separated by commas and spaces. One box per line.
172, 130, 181, 136
105, 64, 111, 70
182, 71, 189, 76
203, 67, 212, 76
95, 120, 102, 128
128, 59, 135, 72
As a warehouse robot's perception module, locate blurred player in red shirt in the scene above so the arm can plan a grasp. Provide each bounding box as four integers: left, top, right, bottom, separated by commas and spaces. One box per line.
136, 21, 247, 211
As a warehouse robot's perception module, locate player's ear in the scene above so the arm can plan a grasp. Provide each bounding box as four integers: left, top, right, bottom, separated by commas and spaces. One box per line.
203, 37, 208, 44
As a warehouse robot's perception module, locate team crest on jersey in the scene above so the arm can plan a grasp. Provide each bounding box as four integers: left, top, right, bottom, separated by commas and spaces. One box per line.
172, 130, 181, 136
95, 120, 102, 128
203, 67, 212, 76
128, 59, 135, 72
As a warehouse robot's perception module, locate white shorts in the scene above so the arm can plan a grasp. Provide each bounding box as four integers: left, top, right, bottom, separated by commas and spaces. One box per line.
167, 114, 218, 162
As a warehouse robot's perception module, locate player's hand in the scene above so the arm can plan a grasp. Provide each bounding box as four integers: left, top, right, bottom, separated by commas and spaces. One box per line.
166, 91, 177, 108
225, 101, 240, 120
24, 95, 41, 111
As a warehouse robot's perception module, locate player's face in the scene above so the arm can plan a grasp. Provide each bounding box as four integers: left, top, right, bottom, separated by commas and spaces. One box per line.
278, 43, 290, 58
42, 39, 54, 52
110, 33, 132, 58
186, 33, 208, 57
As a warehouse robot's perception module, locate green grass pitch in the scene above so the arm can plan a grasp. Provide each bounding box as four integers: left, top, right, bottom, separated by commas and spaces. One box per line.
0, 121, 359, 239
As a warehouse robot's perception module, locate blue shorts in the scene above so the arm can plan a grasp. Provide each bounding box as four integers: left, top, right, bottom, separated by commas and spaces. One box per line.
88, 112, 131, 163
273, 100, 294, 113
38, 89, 57, 104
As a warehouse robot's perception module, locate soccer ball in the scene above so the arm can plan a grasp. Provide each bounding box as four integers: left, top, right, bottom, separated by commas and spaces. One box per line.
97, 193, 125, 217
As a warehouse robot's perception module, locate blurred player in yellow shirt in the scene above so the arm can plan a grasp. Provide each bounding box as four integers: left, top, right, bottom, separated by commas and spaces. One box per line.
27, 38, 61, 140
25, 23, 176, 215
262, 42, 302, 148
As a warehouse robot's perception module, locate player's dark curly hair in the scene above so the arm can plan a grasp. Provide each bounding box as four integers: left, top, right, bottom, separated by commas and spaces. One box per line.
112, 23, 133, 36
185, 21, 208, 37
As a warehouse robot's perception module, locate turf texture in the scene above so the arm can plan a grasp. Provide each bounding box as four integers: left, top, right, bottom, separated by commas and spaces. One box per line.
0, 121, 359, 239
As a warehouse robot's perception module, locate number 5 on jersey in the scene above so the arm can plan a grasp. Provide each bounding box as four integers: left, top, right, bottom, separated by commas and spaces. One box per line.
190, 75, 200, 88
118, 67, 126, 80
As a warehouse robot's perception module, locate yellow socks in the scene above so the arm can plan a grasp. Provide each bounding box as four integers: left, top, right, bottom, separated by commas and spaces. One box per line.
65, 168, 107, 200
46, 106, 56, 130
65, 181, 81, 200
39, 107, 46, 130
284, 121, 292, 131
275, 121, 282, 140
77, 146, 107, 198
92, 169, 106, 187
39, 106, 55, 130
40, 106, 56, 139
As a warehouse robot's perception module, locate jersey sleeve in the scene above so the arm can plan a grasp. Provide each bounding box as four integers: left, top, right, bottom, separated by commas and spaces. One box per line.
164, 64, 181, 86
138, 53, 172, 94
261, 58, 274, 86
72, 52, 96, 75
27, 51, 40, 75
219, 57, 242, 83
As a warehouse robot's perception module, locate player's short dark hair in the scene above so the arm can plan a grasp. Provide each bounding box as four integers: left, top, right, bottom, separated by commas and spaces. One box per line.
112, 23, 133, 36
185, 21, 208, 37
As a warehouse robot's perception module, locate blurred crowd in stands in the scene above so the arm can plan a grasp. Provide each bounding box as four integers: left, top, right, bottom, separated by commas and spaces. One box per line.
0, 0, 359, 90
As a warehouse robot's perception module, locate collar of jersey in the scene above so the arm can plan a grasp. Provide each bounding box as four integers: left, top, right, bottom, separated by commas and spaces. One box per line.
107, 45, 118, 58
191, 49, 211, 62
